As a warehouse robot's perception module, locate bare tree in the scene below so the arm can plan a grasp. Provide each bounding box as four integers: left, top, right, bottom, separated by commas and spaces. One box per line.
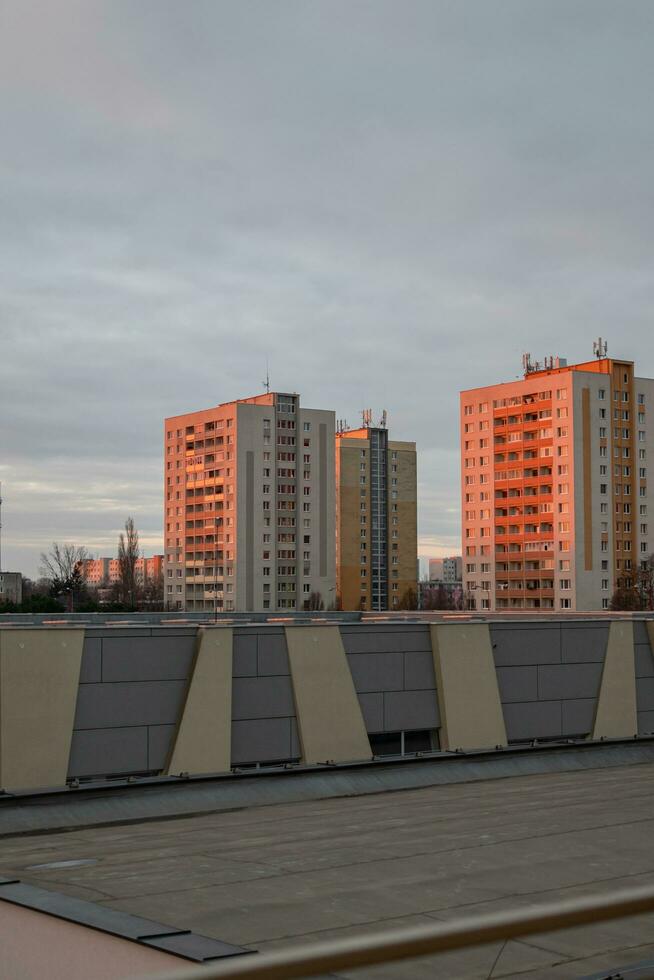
118, 517, 140, 608
305, 591, 325, 611
39, 542, 89, 611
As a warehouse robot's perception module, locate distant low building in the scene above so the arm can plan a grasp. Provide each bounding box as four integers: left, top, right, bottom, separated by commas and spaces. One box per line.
0, 571, 23, 605
428, 556, 462, 584
80, 556, 163, 587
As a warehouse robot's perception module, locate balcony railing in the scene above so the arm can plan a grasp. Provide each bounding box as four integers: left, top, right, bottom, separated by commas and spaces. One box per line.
148, 885, 654, 980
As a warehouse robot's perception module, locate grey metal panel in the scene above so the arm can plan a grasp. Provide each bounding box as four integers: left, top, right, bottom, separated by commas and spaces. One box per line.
638, 710, 654, 733
538, 663, 603, 701
634, 621, 650, 645
73, 681, 187, 730
495, 666, 538, 703
0, 881, 188, 941
383, 690, 440, 732
490, 626, 561, 666
403, 650, 437, 691
231, 718, 294, 764
68, 727, 148, 777
561, 626, 609, 664
232, 634, 257, 677
101, 636, 195, 682
503, 700, 562, 741
637, 677, 654, 712
636, 645, 654, 678
347, 651, 404, 693
357, 692, 384, 733
148, 725, 176, 770
141, 932, 248, 961
561, 699, 596, 735
231, 676, 295, 721
257, 634, 290, 675
79, 639, 102, 683
340, 627, 431, 654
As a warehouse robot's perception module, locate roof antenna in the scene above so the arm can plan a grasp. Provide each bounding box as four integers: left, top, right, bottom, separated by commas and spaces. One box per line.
263, 358, 271, 394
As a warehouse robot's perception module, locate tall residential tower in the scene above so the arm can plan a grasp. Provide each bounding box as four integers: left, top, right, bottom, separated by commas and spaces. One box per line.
336, 415, 417, 611
461, 350, 654, 611
164, 393, 335, 612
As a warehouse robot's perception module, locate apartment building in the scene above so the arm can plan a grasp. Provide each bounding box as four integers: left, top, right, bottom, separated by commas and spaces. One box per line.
80, 556, 163, 587
164, 393, 335, 612
336, 419, 417, 610
428, 556, 462, 584
0, 571, 22, 605
461, 352, 654, 611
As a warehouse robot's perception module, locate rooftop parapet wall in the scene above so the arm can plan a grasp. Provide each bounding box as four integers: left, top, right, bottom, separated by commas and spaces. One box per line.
0, 619, 652, 793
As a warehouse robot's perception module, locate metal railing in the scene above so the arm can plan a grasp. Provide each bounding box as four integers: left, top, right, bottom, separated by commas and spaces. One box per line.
145, 884, 654, 980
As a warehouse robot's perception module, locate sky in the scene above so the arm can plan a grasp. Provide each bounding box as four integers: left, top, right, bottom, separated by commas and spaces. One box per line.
1, 0, 654, 579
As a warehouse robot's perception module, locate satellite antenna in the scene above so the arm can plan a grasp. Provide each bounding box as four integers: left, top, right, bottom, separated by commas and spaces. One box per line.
593, 337, 608, 359
262, 358, 271, 394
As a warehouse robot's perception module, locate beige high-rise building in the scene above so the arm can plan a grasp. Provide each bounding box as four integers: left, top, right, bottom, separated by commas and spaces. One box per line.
461, 351, 654, 612
164, 393, 335, 612
336, 420, 417, 611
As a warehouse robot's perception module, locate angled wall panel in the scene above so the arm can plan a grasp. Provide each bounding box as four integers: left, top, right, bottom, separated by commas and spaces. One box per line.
593, 621, 637, 739
166, 627, 232, 776
285, 626, 371, 764
0, 628, 84, 791
430, 623, 507, 751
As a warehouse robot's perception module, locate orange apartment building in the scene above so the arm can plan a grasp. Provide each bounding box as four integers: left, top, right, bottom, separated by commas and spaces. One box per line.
461, 349, 654, 611
336, 417, 417, 611
81, 556, 163, 587
164, 392, 335, 612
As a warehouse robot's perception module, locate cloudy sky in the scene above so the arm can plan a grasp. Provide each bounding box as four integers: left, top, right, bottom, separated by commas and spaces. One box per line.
2, 1, 653, 578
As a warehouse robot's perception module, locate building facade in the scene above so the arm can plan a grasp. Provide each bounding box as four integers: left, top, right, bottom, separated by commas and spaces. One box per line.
336, 423, 417, 610
0, 571, 22, 605
428, 556, 462, 583
164, 393, 336, 612
461, 354, 654, 612
80, 556, 163, 587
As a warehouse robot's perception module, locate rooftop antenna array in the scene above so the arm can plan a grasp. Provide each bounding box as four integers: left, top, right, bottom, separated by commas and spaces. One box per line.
336, 419, 349, 434
522, 353, 541, 375
262, 358, 271, 395
379, 409, 387, 429
361, 408, 372, 428
0, 481, 2, 573
593, 337, 608, 359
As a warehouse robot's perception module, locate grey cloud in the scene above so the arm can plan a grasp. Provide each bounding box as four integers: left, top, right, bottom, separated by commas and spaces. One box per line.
1, 0, 653, 576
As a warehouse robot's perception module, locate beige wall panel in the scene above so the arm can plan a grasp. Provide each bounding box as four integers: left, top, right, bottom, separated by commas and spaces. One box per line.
430, 624, 507, 751
285, 626, 371, 764
166, 627, 232, 775
0, 628, 83, 791
592, 621, 637, 739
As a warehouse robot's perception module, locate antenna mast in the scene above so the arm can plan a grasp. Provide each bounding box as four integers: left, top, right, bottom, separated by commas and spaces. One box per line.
262, 359, 271, 395
0, 481, 3, 573
593, 337, 608, 359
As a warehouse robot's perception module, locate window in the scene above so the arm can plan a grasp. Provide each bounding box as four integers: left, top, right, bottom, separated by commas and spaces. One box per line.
598, 389, 606, 400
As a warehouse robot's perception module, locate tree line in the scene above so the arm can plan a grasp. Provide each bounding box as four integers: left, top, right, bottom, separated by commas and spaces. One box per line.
0, 518, 163, 613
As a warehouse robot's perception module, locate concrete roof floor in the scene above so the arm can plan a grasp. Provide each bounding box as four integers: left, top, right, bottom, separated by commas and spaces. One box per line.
3, 763, 654, 979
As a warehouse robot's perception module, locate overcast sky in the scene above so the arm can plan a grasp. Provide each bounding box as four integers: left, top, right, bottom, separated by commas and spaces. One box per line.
2, 1, 653, 578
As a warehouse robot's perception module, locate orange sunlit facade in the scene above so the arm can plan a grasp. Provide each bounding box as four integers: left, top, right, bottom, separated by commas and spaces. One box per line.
80, 556, 163, 587
461, 353, 654, 611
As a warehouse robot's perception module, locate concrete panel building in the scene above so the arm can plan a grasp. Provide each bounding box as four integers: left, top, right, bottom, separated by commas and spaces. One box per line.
164, 392, 336, 612
80, 556, 163, 588
336, 419, 417, 611
461, 351, 654, 612
0, 572, 22, 606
